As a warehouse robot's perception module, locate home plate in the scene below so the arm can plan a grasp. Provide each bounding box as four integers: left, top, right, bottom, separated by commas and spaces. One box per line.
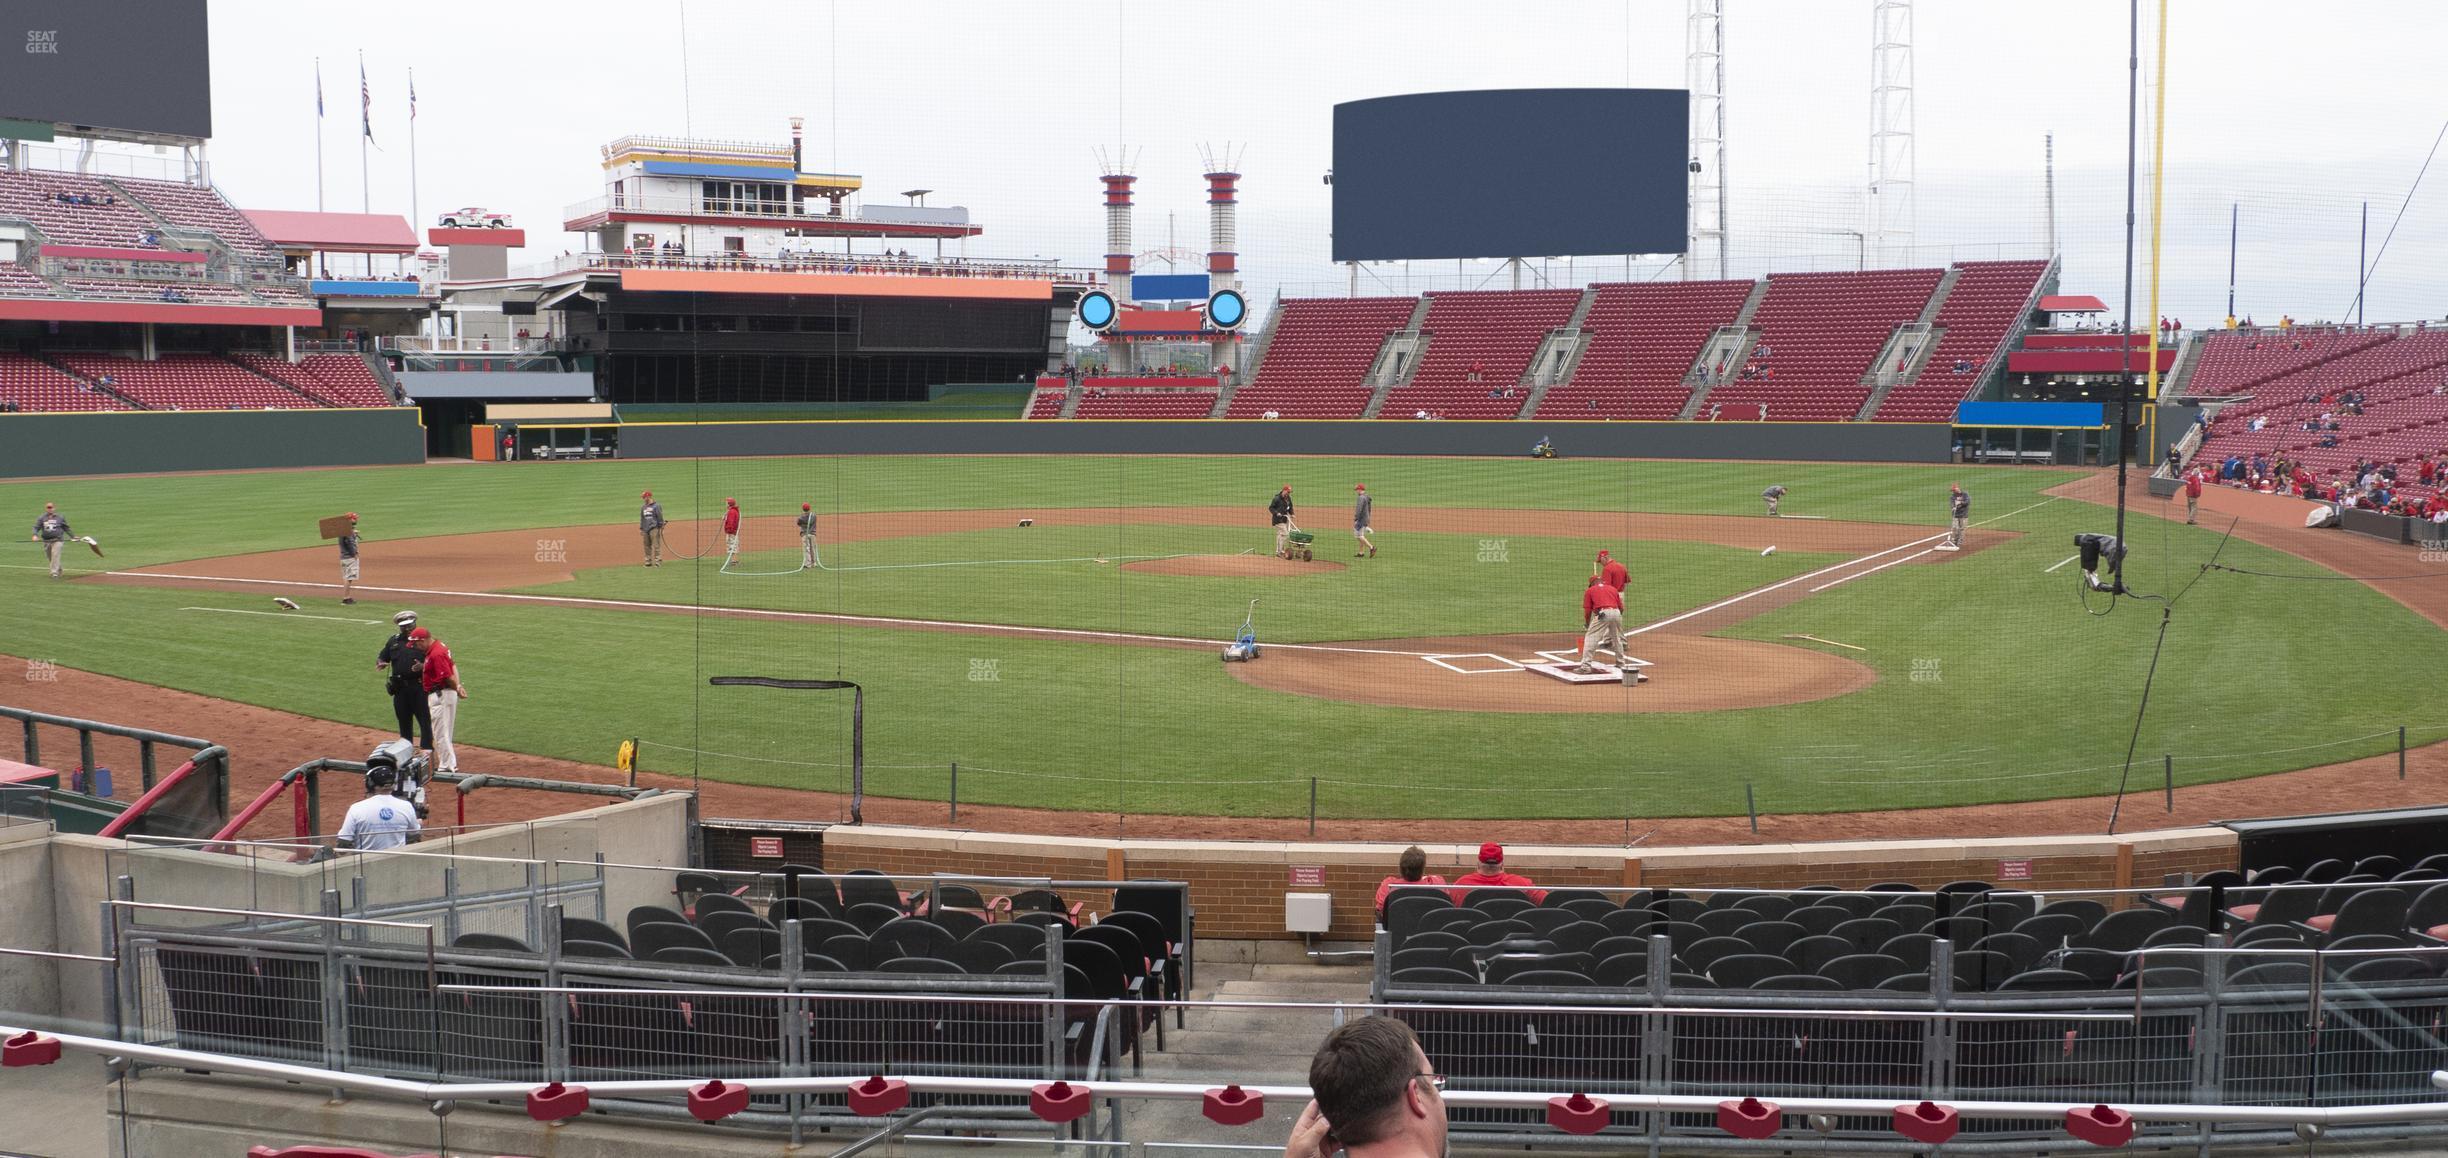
1526, 659, 1653, 684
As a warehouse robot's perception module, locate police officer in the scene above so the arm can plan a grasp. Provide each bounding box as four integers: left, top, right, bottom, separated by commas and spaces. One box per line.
376, 610, 433, 756
337, 767, 421, 851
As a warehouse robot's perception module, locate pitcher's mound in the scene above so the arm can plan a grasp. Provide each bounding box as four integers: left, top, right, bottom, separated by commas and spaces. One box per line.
1122, 554, 1348, 577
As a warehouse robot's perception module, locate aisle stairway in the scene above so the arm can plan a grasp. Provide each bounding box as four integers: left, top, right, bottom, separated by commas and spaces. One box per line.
1117, 949, 1373, 1143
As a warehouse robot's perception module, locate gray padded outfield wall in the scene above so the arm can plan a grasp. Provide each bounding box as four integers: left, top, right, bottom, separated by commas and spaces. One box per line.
0, 409, 426, 478
623, 420, 1953, 463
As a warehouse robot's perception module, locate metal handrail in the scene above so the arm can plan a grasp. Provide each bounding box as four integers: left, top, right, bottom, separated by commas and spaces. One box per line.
12, 1023, 2448, 1130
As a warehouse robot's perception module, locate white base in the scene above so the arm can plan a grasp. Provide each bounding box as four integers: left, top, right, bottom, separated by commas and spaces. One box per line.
1526, 662, 1650, 685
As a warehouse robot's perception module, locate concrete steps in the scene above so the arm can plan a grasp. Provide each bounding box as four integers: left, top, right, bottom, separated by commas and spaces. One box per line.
1118, 960, 1373, 1144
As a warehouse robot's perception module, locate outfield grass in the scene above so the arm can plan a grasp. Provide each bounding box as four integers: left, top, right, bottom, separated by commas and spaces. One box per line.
1, 455, 2441, 820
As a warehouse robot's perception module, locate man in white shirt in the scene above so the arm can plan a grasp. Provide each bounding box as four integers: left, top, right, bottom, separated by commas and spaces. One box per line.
337, 769, 422, 851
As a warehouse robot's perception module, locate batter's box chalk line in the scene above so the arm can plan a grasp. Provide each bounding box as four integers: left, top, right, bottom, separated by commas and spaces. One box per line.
1420, 653, 1525, 675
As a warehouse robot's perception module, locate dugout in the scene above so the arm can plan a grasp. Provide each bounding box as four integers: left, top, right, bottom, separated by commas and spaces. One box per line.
481, 402, 620, 462
2222, 802, 2448, 875
1951, 400, 2110, 465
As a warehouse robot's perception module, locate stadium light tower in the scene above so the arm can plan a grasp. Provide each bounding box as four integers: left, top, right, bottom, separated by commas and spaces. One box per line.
1868, 0, 1917, 268
1684, 0, 1729, 280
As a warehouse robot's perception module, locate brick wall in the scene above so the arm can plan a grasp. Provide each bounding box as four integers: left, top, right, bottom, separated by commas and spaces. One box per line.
818, 826, 2243, 940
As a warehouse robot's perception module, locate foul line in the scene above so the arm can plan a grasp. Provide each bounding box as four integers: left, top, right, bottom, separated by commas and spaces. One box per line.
2044, 554, 2081, 574
180, 606, 383, 626
119, 570, 1441, 659
1626, 495, 2060, 637
1808, 548, 1937, 594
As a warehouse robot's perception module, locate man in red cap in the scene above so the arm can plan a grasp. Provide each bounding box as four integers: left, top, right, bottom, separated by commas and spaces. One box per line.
639, 491, 666, 567
337, 513, 361, 605
1577, 572, 1624, 673
410, 626, 467, 778
1449, 843, 1543, 904
1596, 549, 1627, 595
1269, 485, 1297, 557
722, 497, 742, 565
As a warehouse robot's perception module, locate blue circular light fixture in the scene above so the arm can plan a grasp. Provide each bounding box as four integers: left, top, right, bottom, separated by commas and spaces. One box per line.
1076, 290, 1118, 331
1207, 288, 1248, 330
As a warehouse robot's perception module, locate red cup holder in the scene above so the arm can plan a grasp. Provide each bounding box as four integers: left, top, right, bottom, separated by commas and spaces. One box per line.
524, 1081, 588, 1122
1547, 1091, 1611, 1134
1, 1032, 60, 1068
2066, 1104, 2135, 1148
1894, 1100, 1959, 1145
1031, 1080, 1094, 1124
1202, 1084, 1264, 1126
848, 1075, 910, 1117
1716, 1096, 1781, 1140
687, 1078, 750, 1123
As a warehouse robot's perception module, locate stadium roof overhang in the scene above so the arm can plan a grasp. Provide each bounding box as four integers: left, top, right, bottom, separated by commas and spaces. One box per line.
2038, 294, 2109, 314
562, 208, 980, 240
244, 210, 421, 255
0, 299, 321, 327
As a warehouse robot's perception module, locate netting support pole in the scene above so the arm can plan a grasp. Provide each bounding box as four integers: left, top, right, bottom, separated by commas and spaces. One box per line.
2164, 754, 2174, 812
2401, 727, 2408, 780
948, 762, 959, 823
1745, 783, 1758, 835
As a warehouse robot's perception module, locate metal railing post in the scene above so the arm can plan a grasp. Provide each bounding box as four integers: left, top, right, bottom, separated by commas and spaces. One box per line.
79, 729, 95, 784
541, 902, 569, 1083
138, 739, 155, 792
319, 889, 348, 1080
440, 865, 460, 946
1644, 932, 1671, 1155
1042, 922, 1065, 1078
1929, 939, 1956, 1099
780, 918, 809, 1148
22, 717, 37, 767
523, 862, 541, 947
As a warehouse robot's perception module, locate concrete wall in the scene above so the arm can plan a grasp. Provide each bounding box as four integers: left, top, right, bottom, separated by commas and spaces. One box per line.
0, 408, 426, 478
622, 419, 1955, 463
0, 823, 60, 1032
820, 824, 2240, 942
24, 792, 693, 1030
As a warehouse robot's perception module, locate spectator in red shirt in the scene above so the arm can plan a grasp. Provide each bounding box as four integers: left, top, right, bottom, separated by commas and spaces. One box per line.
410, 627, 468, 777
2183, 467, 2205, 524
722, 497, 742, 565
1374, 846, 1446, 918
1577, 573, 1625, 674
1449, 843, 1544, 904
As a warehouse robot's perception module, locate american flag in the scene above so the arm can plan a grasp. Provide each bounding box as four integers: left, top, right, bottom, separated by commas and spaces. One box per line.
314, 60, 323, 117
359, 58, 373, 142
409, 70, 417, 120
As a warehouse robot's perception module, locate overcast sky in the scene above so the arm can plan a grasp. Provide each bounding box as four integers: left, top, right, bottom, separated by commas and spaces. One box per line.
159, 0, 2448, 324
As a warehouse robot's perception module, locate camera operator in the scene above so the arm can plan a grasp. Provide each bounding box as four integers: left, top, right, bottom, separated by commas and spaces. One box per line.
336, 767, 422, 852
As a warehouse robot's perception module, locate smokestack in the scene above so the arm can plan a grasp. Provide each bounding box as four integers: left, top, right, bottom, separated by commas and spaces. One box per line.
1204, 168, 1240, 294
789, 116, 805, 172
1102, 171, 1136, 303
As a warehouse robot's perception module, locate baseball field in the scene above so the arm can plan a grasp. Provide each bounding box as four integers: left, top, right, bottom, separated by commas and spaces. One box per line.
2, 452, 2442, 825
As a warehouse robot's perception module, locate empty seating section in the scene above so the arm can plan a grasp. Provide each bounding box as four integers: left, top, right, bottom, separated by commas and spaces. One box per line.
1535, 280, 1753, 419
1378, 289, 1582, 419
2192, 329, 2448, 478
111, 175, 284, 262
1074, 389, 1219, 419
2185, 328, 2393, 397
1874, 260, 2051, 421
0, 354, 127, 411
0, 263, 52, 297
57, 278, 254, 305
139, 869, 1192, 1090
55, 353, 320, 410
1707, 268, 1944, 421
0, 170, 160, 247
233, 353, 396, 407
1025, 389, 1065, 418
1225, 296, 1417, 417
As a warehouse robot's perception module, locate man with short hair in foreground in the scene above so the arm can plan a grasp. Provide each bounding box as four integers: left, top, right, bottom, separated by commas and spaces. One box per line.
1284, 1016, 1446, 1158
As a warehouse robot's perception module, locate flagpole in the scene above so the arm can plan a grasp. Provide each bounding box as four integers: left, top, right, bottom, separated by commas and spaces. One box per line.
408, 67, 420, 276
314, 59, 325, 213
359, 53, 371, 278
